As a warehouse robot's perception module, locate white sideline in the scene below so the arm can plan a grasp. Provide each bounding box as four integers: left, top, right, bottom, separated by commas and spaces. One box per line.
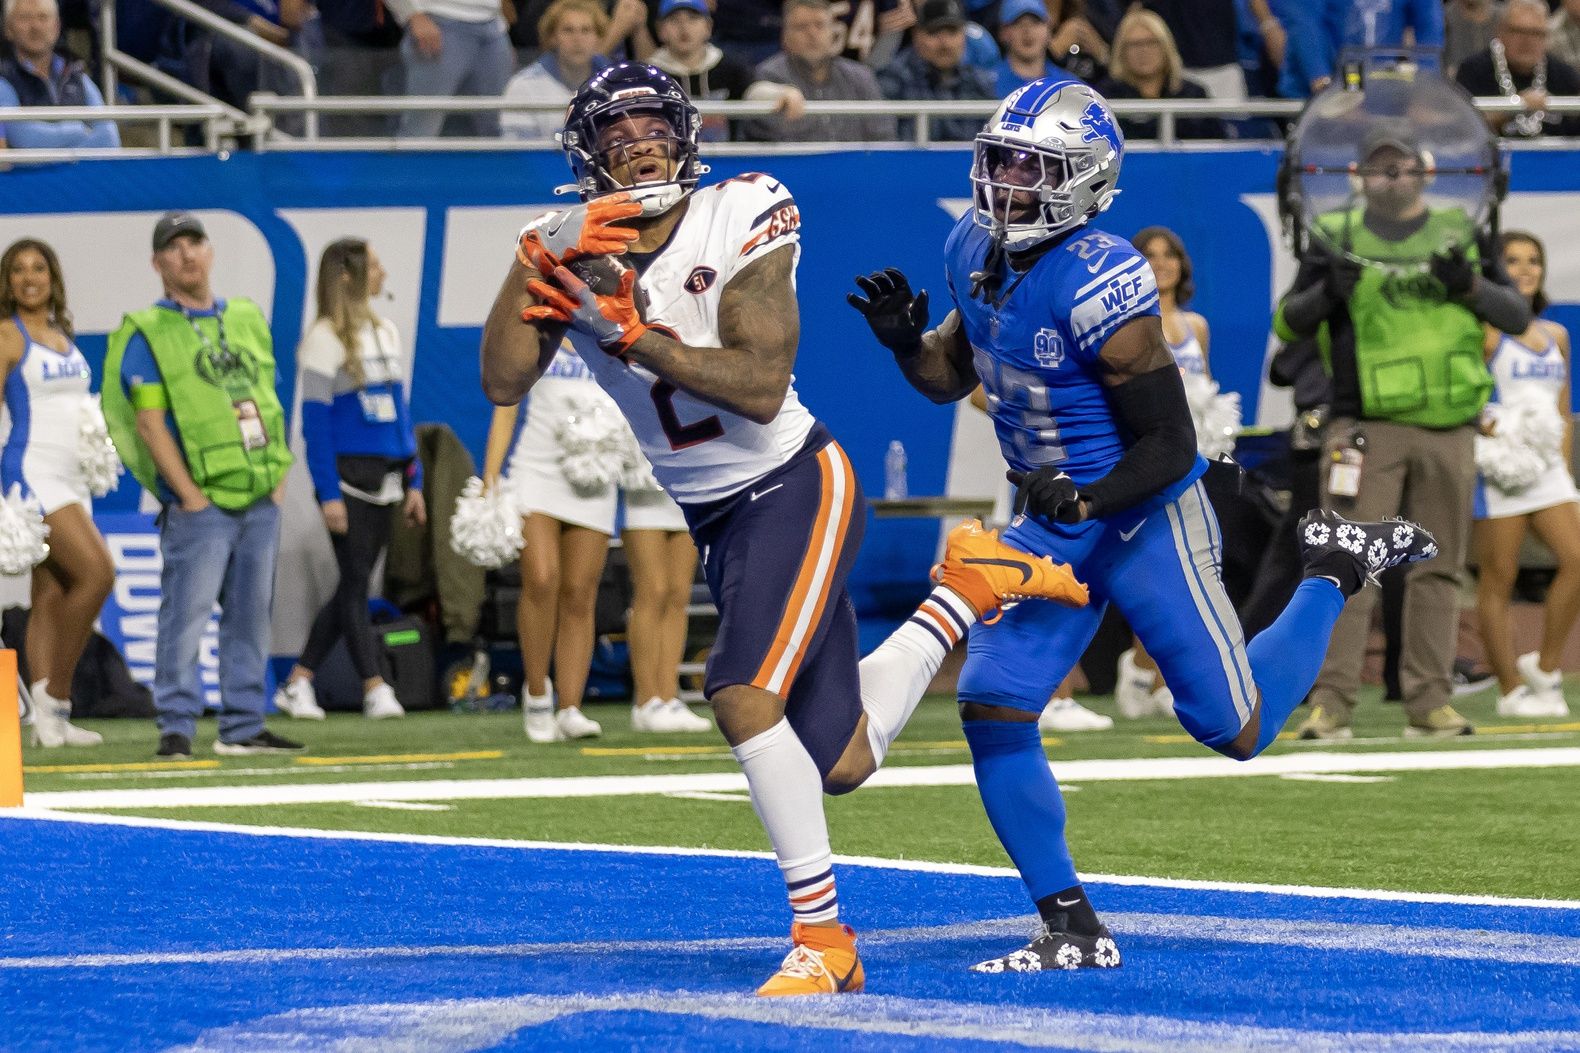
15, 746, 1580, 810
8, 809, 1580, 911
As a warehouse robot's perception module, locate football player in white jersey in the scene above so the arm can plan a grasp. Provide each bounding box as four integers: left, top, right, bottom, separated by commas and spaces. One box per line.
480, 63, 1088, 996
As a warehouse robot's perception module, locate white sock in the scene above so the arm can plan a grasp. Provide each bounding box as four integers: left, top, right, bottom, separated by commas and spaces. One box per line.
31, 680, 66, 716
522, 685, 552, 713
862, 585, 976, 765
731, 718, 838, 925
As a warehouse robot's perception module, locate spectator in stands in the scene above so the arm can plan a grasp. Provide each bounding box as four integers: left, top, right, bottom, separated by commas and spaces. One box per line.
647, 0, 805, 142
993, 0, 1066, 97
1044, 0, 1111, 83
877, 0, 996, 142
0, 238, 113, 749
1446, 0, 1506, 76
752, 0, 895, 142
1549, 0, 1580, 73
305, 0, 405, 137
1098, 9, 1226, 140
501, 0, 611, 141
1457, 0, 1580, 138
1277, 0, 1441, 98
1140, 0, 1248, 100
830, 0, 912, 68
274, 239, 425, 724
388, 0, 514, 137
102, 213, 301, 760
0, 0, 118, 150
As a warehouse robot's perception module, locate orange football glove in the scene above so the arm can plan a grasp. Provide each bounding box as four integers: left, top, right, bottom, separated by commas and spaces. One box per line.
523, 264, 649, 357
515, 193, 643, 274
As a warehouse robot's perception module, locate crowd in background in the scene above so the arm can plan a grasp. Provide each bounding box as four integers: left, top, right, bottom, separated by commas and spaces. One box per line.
6, 0, 1580, 146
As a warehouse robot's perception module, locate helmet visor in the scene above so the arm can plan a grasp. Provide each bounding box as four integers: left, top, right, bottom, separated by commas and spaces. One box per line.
971, 138, 1072, 232
583, 99, 691, 193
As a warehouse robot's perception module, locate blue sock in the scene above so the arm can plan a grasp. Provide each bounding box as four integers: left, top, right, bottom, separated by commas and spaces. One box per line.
1246, 577, 1348, 755
962, 719, 1077, 900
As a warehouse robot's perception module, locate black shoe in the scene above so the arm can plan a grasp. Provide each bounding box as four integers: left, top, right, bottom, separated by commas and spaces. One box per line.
1452, 657, 1496, 697
970, 923, 1122, 973
156, 733, 192, 759
1298, 509, 1438, 593
213, 729, 306, 755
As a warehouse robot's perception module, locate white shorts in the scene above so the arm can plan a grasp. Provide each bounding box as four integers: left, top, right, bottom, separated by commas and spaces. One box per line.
622, 486, 687, 532
19, 444, 91, 516
1476, 460, 1580, 520
506, 376, 618, 535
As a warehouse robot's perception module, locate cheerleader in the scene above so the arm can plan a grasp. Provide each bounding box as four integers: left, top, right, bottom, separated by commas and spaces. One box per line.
1474, 231, 1578, 719
484, 343, 615, 742
0, 239, 113, 747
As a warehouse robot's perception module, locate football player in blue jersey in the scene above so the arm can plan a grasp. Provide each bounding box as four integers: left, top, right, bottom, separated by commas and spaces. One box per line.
849, 76, 1442, 973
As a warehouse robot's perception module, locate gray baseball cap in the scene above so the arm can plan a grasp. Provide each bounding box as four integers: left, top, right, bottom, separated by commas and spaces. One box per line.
152, 211, 207, 252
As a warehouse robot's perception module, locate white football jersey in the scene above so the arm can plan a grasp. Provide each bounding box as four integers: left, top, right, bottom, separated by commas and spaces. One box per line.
531, 175, 816, 504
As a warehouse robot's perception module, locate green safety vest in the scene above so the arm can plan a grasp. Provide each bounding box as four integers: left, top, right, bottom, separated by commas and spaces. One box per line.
103, 300, 294, 510
1310, 207, 1493, 429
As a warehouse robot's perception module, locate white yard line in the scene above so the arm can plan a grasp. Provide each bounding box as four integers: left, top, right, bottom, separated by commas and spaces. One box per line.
7, 809, 1580, 911
14, 746, 1580, 811
6, 911, 1579, 971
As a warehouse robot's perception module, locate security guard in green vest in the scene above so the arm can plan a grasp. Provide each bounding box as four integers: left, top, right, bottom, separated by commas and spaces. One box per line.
103, 212, 303, 760
1275, 126, 1533, 740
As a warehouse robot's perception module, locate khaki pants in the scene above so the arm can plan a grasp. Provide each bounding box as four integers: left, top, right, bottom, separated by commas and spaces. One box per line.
1310, 418, 1476, 722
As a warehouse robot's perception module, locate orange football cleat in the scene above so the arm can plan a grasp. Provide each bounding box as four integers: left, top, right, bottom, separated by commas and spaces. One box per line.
933, 519, 1089, 619
756, 922, 865, 997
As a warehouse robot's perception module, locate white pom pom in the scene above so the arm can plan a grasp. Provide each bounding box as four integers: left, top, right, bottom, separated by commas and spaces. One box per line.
78, 395, 124, 498
1476, 395, 1566, 493
448, 476, 524, 570
1183, 372, 1241, 460
0, 484, 50, 574
556, 399, 627, 496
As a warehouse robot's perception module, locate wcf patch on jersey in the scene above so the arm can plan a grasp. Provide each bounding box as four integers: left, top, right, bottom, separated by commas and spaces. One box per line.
1034, 327, 1065, 368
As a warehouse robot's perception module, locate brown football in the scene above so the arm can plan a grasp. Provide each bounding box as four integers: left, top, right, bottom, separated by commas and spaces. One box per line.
569, 255, 649, 317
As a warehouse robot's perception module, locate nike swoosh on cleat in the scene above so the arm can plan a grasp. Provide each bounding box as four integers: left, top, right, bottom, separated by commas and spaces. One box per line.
961, 557, 1032, 584
1118, 519, 1147, 542
835, 958, 861, 991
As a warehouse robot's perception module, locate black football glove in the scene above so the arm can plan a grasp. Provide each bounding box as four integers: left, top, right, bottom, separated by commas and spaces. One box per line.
1431, 246, 1476, 299
1008, 467, 1085, 524
848, 268, 928, 356
1325, 254, 1363, 304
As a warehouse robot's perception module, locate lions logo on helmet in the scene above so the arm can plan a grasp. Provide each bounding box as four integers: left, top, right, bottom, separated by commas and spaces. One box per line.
555, 63, 710, 217
971, 76, 1124, 251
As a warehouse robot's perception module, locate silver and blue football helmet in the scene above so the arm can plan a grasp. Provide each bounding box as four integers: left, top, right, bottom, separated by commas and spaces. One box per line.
971, 76, 1125, 251
556, 63, 708, 217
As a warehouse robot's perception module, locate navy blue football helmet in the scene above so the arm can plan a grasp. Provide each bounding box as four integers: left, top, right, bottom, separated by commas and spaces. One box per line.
556, 63, 707, 216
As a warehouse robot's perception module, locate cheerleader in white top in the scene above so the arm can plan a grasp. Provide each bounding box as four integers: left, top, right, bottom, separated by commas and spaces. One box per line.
1473, 232, 1579, 720
0, 239, 113, 748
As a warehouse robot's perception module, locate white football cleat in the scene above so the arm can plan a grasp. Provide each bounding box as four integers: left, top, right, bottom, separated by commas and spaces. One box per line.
1039, 696, 1113, 732
555, 705, 602, 739
363, 683, 405, 720
274, 679, 327, 720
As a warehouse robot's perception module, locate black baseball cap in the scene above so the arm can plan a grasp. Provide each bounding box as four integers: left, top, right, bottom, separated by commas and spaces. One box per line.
152, 211, 207, 252
917, 0, 967, 31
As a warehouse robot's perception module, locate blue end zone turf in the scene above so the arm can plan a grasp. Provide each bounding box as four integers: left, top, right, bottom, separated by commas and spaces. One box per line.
2, 816, 1577, 1052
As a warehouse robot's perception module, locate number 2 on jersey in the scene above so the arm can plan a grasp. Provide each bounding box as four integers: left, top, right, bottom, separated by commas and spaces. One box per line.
974, 347, 1066, 467
651, 379, 724, 450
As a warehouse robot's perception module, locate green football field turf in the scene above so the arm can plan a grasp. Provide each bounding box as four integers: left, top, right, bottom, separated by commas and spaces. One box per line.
24, 690, 1580, 900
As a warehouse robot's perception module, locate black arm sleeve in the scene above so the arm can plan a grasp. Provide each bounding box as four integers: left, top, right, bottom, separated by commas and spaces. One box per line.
1278, 254, 1336, 338
1080, 364, 1200, 520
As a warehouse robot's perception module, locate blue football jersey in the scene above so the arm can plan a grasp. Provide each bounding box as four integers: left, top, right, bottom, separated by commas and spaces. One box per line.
944, 214, 1167, 486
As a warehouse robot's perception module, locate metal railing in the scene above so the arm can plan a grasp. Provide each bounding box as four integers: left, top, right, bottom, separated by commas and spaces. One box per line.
0, 103, 232, 161
247, 93, 1580, 151
99, 0, 316, 139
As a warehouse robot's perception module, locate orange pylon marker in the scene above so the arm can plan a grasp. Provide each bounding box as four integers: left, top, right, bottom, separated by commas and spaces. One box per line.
0, 651, 22, 807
